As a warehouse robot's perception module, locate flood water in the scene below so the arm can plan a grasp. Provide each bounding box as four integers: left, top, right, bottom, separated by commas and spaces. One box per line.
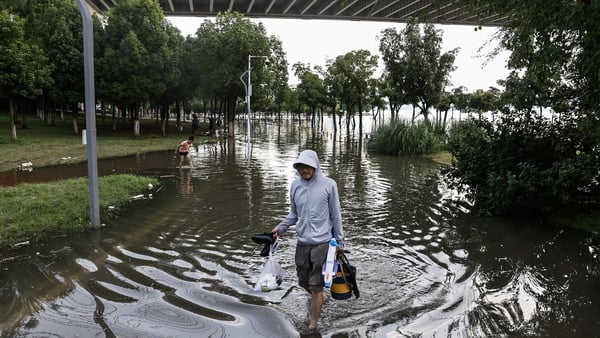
1, 117, 599, 337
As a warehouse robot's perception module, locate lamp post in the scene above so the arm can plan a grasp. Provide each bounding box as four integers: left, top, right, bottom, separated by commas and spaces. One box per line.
75, 0, 100, 230
240, 55, 268, 144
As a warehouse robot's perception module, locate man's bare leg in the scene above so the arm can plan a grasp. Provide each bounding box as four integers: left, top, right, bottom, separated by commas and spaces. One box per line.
308, 290, 326, 330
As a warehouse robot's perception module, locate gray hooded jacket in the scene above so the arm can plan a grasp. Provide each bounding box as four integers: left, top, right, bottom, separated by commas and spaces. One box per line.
275, 150, 345, 249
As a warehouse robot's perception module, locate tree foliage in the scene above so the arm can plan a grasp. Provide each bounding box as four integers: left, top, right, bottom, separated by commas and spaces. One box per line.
23, 0, 83, 112
325, 49, 378, 133
379, 18, 457, 123
293, 62, 327, 117
100, 0, 171, 107
446, 114, 599, 216
0, 9, 51, 139
445, 0, 600, 216
189, 11, 272, 136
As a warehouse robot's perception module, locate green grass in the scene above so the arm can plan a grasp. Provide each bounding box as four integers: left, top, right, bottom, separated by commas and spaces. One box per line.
0, 111, 214, 252
0, 174, 158, 250
0, 112, 211, 172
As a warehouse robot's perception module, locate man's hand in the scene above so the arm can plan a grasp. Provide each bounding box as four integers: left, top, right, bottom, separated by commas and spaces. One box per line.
270, 227, 280, 239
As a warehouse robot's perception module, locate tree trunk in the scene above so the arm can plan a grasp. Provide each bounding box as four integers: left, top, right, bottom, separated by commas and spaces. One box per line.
111, 105, 117, 131
20, 102, 28, 129
133, 120, 140, 136
9, 97, 17, 140
175, 100, 181, 124
227, 95, 236, 138
49, 105, 55, 126
161, 118, 167, 136
133, 103, 140, 137
72, 104, 79, 134
331, 104, 337, 133
161, 99, 169, 136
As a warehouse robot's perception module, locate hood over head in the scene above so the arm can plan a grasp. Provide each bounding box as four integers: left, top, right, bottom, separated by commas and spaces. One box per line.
293, 150, 321, 177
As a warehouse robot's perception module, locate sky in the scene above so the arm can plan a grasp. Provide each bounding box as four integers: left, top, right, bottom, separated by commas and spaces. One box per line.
166, 17, 510, 92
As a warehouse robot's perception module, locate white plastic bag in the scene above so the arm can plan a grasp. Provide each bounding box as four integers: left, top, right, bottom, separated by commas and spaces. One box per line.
254, 243, 285, 292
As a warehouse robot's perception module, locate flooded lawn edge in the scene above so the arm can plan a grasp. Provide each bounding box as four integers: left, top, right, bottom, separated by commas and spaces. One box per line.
0, 174, 159, 253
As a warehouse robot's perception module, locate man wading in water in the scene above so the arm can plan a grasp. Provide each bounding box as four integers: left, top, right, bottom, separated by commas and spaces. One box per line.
272, 149, 346, 331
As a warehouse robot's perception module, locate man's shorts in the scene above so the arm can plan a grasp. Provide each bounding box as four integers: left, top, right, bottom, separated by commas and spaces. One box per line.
295, 242, 329, 293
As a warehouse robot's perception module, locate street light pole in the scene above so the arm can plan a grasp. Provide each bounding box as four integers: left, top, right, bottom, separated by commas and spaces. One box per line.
241, 55, 268, 145
246, 55, 252, 143
75, 0, 100, 230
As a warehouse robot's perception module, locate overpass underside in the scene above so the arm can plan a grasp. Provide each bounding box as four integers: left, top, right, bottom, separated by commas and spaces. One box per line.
86, 0, 505, 26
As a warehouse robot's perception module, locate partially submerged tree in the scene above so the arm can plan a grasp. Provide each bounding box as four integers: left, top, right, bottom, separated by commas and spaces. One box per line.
190, 12, 272, 137
326, 50, 378, 135
379, 18, 457, 124
293, 63, 327, 127
324, 50, 378, 135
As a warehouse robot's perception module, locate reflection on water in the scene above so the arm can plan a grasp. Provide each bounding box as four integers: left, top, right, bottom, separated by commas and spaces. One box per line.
1, 117, 599, 337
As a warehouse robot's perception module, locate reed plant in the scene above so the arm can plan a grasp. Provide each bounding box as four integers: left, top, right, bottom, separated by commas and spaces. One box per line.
0, 174, 158, 249
367, 120, 444, 156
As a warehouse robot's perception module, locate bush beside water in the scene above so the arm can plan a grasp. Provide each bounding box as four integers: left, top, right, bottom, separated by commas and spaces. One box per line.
445, 114, 600, 217
366, 115, 599, 230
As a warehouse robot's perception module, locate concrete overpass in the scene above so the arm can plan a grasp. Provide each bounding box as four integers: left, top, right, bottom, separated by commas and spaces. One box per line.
86, 0, 506, 26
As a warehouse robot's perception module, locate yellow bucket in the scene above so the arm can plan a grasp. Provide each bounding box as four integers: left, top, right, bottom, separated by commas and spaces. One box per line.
330, 272, 352, 300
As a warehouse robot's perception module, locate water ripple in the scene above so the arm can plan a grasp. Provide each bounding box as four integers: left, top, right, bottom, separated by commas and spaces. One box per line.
2, 120, 599, 337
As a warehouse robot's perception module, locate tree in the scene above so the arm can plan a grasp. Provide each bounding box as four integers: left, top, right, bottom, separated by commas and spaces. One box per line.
23, 0, 84, 131
158, 22, 185, 136
469, 87, 500, 117
262, 36, 288, 117
326, 50, 378, 135
446, 0, 600, 216
99, 0, 173, 136
452, 86, 470, 119
380, 71, 408, 121
368, 77, 388, 123
191, 12, 271, 137
0, 10, 51, 140
293, 63, 327, 126
379, 18, 457, 123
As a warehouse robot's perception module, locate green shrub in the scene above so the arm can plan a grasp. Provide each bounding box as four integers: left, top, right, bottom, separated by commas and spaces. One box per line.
367, 120, 443, 155
444, 112, 600, 216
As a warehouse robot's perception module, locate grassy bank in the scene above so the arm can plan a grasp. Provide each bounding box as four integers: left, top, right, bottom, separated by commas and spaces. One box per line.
0, 112, 211, 252
0, 113, 212, 172
0, 174, 158, 250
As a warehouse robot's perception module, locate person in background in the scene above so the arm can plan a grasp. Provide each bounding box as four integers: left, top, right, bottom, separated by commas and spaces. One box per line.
191, 113, 199, 134
271, 149, 345, 331
175, 135, 194, 168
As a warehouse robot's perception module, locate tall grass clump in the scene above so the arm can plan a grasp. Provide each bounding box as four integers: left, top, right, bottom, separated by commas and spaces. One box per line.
0, 174, 158, 249
367, 120, 444, 155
